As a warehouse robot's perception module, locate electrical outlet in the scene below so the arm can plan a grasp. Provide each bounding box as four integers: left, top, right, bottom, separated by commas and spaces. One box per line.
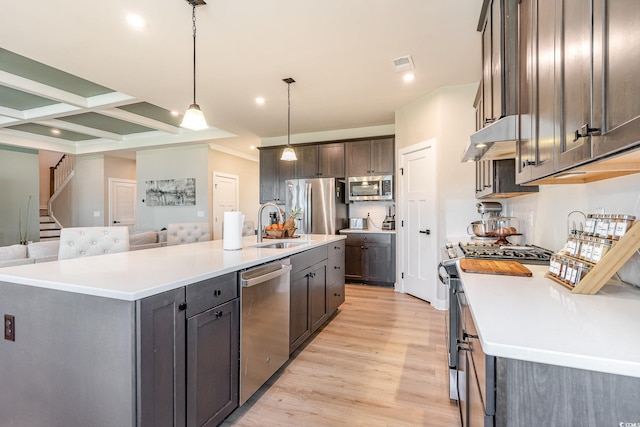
4, 314, 15, 341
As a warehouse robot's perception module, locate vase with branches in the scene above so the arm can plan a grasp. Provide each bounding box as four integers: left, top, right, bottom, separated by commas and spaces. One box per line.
18, 195, 33, 245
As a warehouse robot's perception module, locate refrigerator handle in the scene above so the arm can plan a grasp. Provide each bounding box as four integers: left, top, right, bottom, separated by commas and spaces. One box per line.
305, 182, 312, 233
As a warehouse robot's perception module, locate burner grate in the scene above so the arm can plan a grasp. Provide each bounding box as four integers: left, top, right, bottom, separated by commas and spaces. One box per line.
458, 243, 552, 264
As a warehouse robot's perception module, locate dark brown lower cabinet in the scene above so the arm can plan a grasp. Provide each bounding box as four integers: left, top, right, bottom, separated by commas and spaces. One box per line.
344, 232, 395, 286
137, 287, 187, 427
290, 260, 327, 354
186, 298, 239, 427
137, 273, 240, 427
289, 244, 345, 354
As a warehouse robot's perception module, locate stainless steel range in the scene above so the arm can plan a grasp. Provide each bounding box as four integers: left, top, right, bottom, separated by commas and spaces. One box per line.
438, 241, 552, 407
454, 242, 553, 264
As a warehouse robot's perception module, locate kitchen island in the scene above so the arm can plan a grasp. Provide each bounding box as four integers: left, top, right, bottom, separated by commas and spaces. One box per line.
458, 263, 640, 426
0, 234, 345, 427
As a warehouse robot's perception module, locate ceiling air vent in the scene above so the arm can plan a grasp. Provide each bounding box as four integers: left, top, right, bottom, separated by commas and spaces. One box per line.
392, 55, 415, 72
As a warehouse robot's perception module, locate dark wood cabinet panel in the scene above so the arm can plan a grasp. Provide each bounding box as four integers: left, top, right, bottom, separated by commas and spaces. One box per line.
259, 147, 294, 203
186, 299, 239, 427
344, 237, 364, 281
137, 288, 187, 427
592, 0, 640, 158
327, 251, 345, 315
290, 268, 311, 353
344, 233, 395, 285
294, 145, 319, 178
345, 140, 373, 176
555, 0, 592, 170
309, 263, 328, 333
318, 143, 345, 177
346, 138, 395, 176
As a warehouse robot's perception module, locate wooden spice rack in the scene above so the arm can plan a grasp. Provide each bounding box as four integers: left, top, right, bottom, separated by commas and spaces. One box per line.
545, 221, 640, 294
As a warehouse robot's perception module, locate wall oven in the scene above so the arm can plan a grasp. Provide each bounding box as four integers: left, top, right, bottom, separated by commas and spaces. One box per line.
347, 175, 393, 202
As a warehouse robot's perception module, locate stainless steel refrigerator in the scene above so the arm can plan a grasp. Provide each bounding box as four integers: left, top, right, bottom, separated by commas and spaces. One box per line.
284, 178, 347, 235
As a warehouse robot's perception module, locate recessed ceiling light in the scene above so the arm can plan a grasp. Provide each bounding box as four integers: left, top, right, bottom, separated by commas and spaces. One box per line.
126, 13, 146, 29
403, 73, 416, 82
51, 129, 61, 135
255, 97, 265, 105
170, 111, 180, 117
249, 145, 256, 150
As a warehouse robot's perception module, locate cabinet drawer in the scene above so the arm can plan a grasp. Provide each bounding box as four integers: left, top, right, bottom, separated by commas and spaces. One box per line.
362, 233, 392, 245
186, 272, 238, 318
327, 253, 345, 287
328, 240, 345, 257
291, 246, 327, 273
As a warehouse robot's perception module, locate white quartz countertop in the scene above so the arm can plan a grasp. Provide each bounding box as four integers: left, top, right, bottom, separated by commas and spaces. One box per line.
339, 228, 396, 234
459, 262, 640, 378
0, 234, 345, 301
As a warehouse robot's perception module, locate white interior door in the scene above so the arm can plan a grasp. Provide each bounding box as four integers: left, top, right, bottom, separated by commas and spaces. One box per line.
109, 178, 136, 231
399, 140, 437, 303
212, 172, 239, 240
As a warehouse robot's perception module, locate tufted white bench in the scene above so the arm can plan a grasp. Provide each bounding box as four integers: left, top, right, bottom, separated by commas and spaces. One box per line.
167, 222, 211, 246
58, 227, 130, 260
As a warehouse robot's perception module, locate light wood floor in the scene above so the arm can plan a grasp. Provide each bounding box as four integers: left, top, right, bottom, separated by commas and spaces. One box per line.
222, 284, 459, 427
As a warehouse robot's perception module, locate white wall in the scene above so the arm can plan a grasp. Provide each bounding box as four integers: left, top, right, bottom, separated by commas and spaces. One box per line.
396, 83, 479, 244
0, 145, 39, 245
395, 83, 478, 306
504, 174, 640, 249
208, 149, 260, 234
136, 145, 210, 231
71, 155, 106, 227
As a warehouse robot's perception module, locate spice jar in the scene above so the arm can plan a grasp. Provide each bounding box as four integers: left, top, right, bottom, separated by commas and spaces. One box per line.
614, 215, 636, 239
584, 214, 596, 235
565, 236, 577, 256
591, 238, 612, 263
606, 214, 618, 239
596, 215, 610, 238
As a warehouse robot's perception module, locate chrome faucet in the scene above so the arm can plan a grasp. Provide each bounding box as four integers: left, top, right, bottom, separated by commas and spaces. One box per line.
257, 202, 284, 242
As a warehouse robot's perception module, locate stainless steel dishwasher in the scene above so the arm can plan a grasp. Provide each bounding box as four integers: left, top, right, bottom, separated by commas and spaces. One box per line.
240, 258, 291, 404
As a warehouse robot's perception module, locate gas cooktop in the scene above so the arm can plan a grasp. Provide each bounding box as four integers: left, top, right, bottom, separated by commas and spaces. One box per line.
445, 242, 553, 265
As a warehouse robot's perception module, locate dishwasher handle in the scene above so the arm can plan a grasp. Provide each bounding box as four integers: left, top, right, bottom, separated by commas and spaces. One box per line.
242, 263, 292, 288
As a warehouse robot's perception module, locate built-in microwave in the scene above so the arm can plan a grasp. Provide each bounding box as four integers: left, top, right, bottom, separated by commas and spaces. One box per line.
347, 175, 393, 202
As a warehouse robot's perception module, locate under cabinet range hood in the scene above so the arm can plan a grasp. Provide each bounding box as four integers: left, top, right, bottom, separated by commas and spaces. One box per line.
461, 115, 518, 162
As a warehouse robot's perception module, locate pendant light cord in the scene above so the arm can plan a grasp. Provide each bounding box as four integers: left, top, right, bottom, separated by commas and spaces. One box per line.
192, 5, 197, 104
287, 82, 291, 146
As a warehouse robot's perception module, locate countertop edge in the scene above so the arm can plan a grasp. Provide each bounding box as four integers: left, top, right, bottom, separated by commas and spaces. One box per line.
459, 261, 640, 378
0, 234, 346, 301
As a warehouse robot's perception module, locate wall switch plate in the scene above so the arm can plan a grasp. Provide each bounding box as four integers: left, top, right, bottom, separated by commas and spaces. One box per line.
93, 211, 101, 217
4, 314, 15, 341
197, 211, 205, 218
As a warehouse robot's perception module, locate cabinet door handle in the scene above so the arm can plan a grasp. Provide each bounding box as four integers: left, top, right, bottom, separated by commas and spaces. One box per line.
419, 229, 431, 235
484, 118, 495, 125
215, 311, 223, 318
213, 289, 222, 297
463, 332, 479, 340
334, 266, 341, 269
178, 303, 187, 311
574, 123, 601, 141
334, 293, 341, 297
360, 245, 364, 249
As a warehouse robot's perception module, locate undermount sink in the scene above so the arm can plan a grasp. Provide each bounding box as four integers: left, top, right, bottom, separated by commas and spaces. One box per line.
250, 240, 311, 249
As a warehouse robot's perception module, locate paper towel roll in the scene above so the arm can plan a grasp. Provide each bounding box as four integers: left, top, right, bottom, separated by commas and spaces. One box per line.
223, 211, 245, 250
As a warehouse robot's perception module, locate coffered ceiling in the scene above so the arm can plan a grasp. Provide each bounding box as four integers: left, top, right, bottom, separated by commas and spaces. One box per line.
0, 1, 483, 159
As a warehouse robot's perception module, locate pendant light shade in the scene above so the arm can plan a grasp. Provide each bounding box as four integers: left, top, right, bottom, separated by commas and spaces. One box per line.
280, 77, 297, 161
281, 146, 297, 161
182, 103, 208, 130
181, 1, 208, 131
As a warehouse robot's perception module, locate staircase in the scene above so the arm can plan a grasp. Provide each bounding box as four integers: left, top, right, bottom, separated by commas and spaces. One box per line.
39, 208, 61, 241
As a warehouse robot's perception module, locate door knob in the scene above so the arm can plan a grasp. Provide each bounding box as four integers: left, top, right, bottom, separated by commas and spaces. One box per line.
419, 229, 431, 235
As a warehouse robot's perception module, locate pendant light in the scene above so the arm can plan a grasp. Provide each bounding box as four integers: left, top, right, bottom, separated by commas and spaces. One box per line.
181, 0, 208, 131
280, 77, 297, 161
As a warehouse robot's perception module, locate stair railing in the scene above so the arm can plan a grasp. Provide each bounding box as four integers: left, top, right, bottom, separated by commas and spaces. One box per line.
48, 154, 75, 229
